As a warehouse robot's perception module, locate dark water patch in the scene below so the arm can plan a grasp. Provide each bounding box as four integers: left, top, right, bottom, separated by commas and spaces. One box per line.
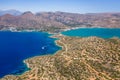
0, 31, 60, 78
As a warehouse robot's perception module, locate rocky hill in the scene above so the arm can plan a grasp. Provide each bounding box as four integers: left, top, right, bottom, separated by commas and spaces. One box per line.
0, 12, 120, 32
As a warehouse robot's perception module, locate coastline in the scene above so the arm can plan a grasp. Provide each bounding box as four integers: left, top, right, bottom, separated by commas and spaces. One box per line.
0, 30, 61, 78
24, 34, 64, 63
1, 27, 120, 79
0, 32, 120, 80
23, 33, 63, 67
20, 34, 63, 77
1, 26, 120, 34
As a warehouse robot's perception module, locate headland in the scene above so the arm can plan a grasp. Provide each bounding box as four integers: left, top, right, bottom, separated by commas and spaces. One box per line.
1, 33, 120, 80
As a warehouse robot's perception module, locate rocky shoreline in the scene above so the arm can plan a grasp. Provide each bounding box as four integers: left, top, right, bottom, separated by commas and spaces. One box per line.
1, 34, 120, 80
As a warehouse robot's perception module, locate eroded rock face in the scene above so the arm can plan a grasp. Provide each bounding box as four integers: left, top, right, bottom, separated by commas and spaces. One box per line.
1, 35, 120, 80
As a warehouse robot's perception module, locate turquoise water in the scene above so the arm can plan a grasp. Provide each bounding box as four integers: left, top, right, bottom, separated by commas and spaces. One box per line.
62, 28, 120, 38
0, 31, 61, 78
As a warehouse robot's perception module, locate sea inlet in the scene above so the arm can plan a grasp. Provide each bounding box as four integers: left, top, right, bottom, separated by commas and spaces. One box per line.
0, 31, 60, 78
62, 28, 120, 38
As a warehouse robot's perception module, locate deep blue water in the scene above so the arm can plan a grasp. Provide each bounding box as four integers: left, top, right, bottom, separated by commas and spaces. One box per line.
0, 31, 60, 78
62, 28, 120, 38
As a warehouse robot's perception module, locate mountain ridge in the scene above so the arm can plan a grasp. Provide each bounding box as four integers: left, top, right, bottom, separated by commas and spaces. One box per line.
0, 10, 22, 16
0, 11, 120, 32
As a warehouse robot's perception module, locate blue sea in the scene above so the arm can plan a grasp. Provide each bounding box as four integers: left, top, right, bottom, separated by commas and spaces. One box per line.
0, 31, 60, 78
62, 28, 120, 38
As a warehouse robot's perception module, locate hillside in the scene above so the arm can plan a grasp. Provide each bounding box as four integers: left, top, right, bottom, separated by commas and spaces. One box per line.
1, 35, 120, 80
0, 12, 120, 32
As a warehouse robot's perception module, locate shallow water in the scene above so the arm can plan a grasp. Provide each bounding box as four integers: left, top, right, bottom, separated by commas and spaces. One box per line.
62, 28, 120, 38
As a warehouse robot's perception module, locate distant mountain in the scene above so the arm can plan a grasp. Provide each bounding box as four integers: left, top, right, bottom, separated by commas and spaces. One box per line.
0, 11, 120, 32
0, 10, 22, 16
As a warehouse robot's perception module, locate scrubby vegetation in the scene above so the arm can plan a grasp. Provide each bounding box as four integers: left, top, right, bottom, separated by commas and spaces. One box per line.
1, 35, 120, 80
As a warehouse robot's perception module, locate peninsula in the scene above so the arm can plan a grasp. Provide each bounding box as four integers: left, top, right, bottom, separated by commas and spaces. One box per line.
1, 34, 120, 80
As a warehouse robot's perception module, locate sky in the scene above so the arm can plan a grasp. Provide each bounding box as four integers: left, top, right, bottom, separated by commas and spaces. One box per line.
0, 0, 120, 13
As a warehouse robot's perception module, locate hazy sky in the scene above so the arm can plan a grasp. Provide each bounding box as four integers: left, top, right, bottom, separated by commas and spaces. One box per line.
0, 0, 120, 13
